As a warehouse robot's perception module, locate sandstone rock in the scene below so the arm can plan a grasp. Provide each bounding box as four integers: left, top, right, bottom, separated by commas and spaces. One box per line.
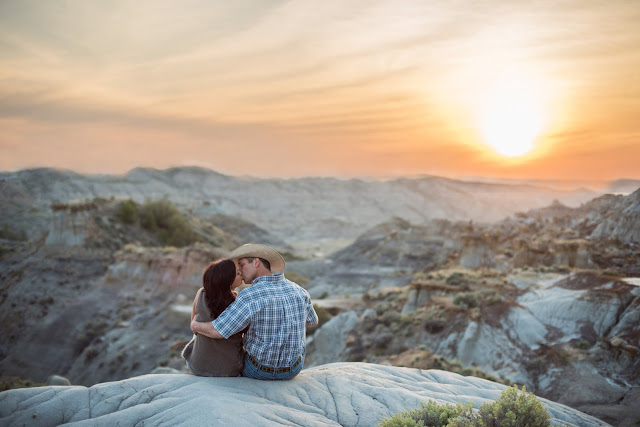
150, 367, 183, 375
590, 188, 640, 244
46, 375, 71, 386
306, 311, 359, 367
401, 281, 460, 315
575, 386, 640, 426
0, 364, 607, 426
401, 287, 423, 315
517, 274, 635, 339
45, 209, 95, 247
608, 336, 640, 367
458, 234, 496, 269
360, 308, 377, 321
550, 361, 628, 402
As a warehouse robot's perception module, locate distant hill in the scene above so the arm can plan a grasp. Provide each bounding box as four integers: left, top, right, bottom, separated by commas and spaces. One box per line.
607, 179, 640, 195
0, 167, 601, 244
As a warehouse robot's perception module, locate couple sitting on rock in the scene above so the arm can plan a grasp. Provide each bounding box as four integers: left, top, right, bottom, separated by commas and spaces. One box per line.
182, 243, 318, 380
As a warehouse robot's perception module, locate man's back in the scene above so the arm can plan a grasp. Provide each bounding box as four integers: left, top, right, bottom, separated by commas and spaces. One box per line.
212, 273, 318, 368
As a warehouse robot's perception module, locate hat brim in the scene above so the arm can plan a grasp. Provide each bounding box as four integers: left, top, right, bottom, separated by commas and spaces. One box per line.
228, 243, 286, 272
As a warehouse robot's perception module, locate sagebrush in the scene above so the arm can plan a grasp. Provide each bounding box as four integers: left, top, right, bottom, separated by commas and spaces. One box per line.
379, 385, 550, 427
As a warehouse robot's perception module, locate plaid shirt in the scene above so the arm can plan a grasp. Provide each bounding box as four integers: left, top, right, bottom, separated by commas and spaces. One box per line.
212, 273, 318, 368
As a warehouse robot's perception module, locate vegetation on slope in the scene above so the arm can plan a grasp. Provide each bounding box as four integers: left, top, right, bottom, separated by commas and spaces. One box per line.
109, 198, 231, 249
380, 385, 550, 427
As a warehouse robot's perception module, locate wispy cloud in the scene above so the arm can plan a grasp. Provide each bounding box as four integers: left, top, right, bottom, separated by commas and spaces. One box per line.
1, 0, 639, 179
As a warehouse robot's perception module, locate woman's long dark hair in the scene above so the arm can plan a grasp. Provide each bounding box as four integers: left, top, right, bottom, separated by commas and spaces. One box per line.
202, 259, 237, 319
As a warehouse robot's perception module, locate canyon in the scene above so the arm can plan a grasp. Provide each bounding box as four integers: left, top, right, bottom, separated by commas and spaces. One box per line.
1, 167, 639, 425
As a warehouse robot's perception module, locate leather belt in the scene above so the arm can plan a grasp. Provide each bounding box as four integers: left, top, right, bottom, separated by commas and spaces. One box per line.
248, 354, 302, 374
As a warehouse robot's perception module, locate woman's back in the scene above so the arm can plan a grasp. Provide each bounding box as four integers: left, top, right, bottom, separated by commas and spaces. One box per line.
183, 289, 244, 376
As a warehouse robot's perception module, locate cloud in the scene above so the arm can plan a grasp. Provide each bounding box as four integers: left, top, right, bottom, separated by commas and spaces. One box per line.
1, 0, 640, 180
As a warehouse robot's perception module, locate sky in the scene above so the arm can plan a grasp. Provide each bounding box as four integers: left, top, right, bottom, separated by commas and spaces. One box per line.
1, 0, 639, 181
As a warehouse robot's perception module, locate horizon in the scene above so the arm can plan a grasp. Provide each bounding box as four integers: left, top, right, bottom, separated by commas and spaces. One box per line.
1, 1, 640, 181
5, 164, 639, 193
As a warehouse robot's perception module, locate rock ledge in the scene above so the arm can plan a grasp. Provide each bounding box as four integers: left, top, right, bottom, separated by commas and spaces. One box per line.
0, 363, 607, 426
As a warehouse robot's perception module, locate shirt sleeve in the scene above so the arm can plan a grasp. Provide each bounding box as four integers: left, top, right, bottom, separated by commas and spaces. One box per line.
305, 292, 318, 326
211, 294, 253, 339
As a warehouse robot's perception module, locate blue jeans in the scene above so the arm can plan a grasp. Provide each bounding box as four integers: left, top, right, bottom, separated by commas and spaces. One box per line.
242, 354, 304, 380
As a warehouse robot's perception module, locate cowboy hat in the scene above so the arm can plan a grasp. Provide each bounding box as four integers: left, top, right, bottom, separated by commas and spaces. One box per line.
228, 243, 286, 272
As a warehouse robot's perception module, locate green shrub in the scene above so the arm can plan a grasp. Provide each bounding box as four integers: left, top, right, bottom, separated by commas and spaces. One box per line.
0, 376, 46, 392
139, 199, 176, 231
379, 385, 550, 427
0, 224, 27, 241
572, 340, 592, 350
381, 310, 402, 326
482, 290, 502, 306
117, 199, 138, 224
160, 213, 195, 247
453, 291, 502, 310
446, 272, 468, 287
453, 293, 479, 309
477, 385, 550, 427
380, 401, 474, 427
601, 269, 620, 277
0, 245, 14, 258
376, 302, 391, 315
137, 199, 196, 247
139, 209, 157, 230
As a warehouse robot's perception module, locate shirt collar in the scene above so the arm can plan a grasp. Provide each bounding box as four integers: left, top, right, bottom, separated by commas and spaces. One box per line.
252, 272, 284, 285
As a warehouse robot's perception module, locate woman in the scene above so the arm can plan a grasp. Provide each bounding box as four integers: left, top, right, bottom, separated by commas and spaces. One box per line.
182, 259, 245, 376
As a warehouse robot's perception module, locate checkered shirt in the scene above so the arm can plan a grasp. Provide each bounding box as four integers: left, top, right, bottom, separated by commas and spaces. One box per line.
212, 273, 318, 368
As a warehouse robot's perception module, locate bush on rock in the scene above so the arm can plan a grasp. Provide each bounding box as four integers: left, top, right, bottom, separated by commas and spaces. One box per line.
380, 385, 550, 427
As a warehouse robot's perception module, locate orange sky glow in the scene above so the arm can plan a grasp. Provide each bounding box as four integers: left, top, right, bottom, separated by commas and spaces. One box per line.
1, 1, 639, 182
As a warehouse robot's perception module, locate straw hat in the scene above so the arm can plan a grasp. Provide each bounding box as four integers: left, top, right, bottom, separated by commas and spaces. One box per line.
228, 243, 286, 272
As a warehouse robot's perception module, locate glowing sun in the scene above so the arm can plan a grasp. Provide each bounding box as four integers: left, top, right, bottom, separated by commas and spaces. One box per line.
480, 78, 544, 158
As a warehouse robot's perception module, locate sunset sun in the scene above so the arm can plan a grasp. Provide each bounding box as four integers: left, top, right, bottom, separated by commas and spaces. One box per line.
479, 76, 545, 158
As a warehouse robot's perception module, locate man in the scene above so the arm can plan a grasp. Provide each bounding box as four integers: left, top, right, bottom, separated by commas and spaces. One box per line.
191, 243, 318, 380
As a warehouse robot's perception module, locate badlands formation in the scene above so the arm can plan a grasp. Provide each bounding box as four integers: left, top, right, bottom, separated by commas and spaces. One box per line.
1, 167, 639, 425
0, 364, 608, 426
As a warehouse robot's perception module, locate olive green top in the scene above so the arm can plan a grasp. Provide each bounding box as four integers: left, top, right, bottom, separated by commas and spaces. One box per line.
182, 289, 244, 376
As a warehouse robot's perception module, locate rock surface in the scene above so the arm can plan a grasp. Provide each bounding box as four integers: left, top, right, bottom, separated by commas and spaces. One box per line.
309, 271, 640, 425
0, 363, 607, 427
306, 311, 359, 367
590, 188, 640, 244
